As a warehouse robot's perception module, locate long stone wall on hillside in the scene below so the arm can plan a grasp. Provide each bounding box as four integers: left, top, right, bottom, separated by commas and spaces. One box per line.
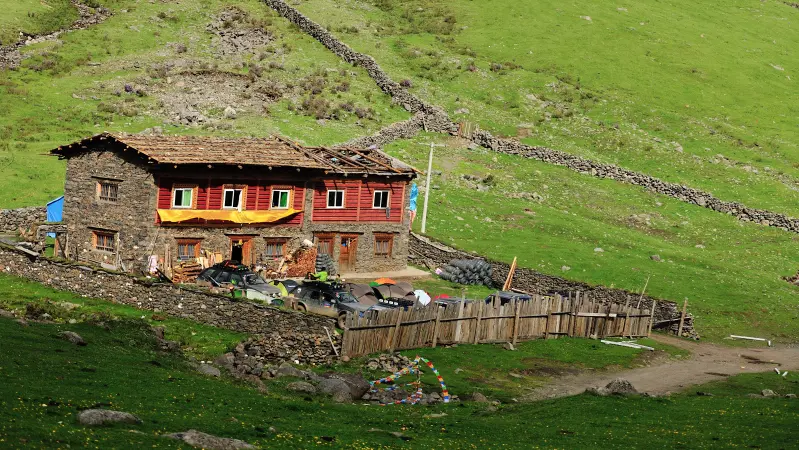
408, 233, 679, 323
0, 207, 47, 233
0, 245, 335, 336
262, 0, 799, 236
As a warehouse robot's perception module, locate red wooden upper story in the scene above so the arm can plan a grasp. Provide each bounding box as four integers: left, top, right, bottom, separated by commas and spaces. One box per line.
156, 176, 407, 226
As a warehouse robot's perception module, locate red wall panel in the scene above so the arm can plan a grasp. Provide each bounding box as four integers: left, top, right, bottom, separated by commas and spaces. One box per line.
359, 181, 405, 222
312, 180, 360, 222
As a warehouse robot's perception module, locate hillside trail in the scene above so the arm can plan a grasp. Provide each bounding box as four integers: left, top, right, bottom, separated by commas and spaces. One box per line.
523, 334, 799, 401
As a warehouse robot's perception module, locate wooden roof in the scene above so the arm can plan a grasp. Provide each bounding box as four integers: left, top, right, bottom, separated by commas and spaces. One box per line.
50, 132, 418, 176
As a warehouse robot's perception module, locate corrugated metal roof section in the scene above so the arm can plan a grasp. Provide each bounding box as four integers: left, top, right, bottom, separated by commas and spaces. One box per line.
50, 133, 419, 176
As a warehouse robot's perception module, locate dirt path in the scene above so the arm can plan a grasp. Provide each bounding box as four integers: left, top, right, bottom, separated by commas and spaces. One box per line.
523, 335, 799, 400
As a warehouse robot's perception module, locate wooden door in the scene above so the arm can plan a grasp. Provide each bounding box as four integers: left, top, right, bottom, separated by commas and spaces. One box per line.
229, 236, 254, 266
339, 235, 357, 273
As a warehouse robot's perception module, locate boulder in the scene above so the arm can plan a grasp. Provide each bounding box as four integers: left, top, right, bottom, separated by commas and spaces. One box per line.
275, 362, 306, 378
323, 373, 370, 399
785, 393, 796, 399
286, 381, 317, 394
469, 392, 489, 403
761, 389, 776, 398
589, 378, 638, 396
197, 364, 221, 377
223, 106, 237, 119
650, 254, 662, 262
502, 342, 516, 351
213, 352, 235, 369
165, 430, 254, 450
318, 378, 353, 402
60, 331, 87, 346
77, 409, 142, 426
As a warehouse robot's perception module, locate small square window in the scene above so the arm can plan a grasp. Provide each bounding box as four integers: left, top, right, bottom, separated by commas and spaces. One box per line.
374, 234, 393, 257
97, 181, 119, 202
265, 239, 286, 258
316, 237, 333, 255
173, 188, 193, 209
271, 190, 290, 209
373, 190, 389, 209
177, 239, 200, 260
223, 189, 243, 210
327, 190, 344, 208
93, 231, 115, 253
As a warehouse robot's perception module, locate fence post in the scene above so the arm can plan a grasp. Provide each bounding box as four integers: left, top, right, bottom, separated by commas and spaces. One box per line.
676, 299, 688, 337
432, 306, 443, 348
340, 317, 349, 359
511, 300, 521, 345
453, 300, 465, 343
473, 301, 484, 344
570, 292, 581, 337
389, 309, 403, 352
647, 300, 657, 337
544, 297, 555, 340
622, 296, 631, 338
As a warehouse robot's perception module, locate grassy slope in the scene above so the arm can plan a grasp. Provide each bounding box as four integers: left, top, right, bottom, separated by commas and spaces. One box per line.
1, 317, 797, 448
0, 272, 245, 358
0, 0, 77, 45
295, 0, 799, 217
0, 0, 408, 207
384, 134, 799, 341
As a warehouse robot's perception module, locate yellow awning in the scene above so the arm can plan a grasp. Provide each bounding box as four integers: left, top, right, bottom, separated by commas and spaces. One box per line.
157, 209, 300, 224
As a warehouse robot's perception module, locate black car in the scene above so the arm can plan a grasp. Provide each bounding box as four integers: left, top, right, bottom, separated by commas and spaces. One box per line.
484, 291, 532, 305
197, 262, 281, 299
291, 281, 386, 328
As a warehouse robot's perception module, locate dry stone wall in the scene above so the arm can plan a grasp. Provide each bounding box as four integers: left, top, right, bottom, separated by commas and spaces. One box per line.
409, 233, 679, 323
0, 244, 336, 336
262, 0, 799, 236
0, 207, 47, 233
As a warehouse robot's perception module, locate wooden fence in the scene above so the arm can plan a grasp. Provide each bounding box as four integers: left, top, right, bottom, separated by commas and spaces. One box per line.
341, 294, 655, 358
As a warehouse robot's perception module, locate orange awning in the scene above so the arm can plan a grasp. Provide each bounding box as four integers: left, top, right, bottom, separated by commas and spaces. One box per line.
157, 209, 300, 224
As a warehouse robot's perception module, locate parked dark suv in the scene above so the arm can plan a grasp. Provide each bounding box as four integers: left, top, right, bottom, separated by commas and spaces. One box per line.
291, 281, 385, 328
197, 262, 281, 300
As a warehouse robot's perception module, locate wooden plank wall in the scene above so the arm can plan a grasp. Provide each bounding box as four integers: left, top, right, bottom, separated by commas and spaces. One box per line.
341, 294, 653, 358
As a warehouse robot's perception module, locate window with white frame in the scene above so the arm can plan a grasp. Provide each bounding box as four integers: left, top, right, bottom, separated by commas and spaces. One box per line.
223, 189, 243, 210
172, 187, 194, 209
373, 190, 389, 209
271, 189, 290, 209
327, 190, 344, 208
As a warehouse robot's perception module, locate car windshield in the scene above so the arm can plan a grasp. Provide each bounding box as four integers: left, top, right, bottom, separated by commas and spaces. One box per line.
335, 291, 358, 303
243, 273, 266, 285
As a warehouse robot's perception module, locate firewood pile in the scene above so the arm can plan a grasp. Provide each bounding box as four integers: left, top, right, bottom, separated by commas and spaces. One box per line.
172, 261, 203, 283
655, 314, 700, 340
286, 247, 317, 277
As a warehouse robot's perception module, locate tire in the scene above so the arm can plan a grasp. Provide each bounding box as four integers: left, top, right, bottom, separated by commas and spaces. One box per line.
297, 303, 307, 312
337, 313, 347, 329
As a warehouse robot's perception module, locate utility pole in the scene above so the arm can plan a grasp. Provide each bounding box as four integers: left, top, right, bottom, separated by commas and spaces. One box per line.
420, 142, 445, 234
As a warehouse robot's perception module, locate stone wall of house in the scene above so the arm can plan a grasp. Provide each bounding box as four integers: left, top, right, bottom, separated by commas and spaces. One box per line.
408, 233, 680, 322
0, 207, 47, 233
0, 244, 336, 335
264, 0, 799, 237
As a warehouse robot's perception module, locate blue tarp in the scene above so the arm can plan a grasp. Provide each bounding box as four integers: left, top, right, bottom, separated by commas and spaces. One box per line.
46, 196, 64, 237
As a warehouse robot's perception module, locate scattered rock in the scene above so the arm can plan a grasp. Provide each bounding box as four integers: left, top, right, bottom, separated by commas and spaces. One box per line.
594, 247, 604, 253
213, 352, 235, 369
561, 265, 571, 272
165, 430, 254, 450
286, 381, 317, 394
223, 106, 237, 119
77, 409, 142, 426
275, 362, 306, 378
761, 389, 776, 398
197, 364, 221, 377
696, 391, 714, 396
323, 373, 370, 399
502, 342, 516, 351
588, 378, 638, 396
318, 378, 353, 403
650, 254, 662, 262
60, 331, 87, 346
785, 393, 796, 399
469, 392, 489, 403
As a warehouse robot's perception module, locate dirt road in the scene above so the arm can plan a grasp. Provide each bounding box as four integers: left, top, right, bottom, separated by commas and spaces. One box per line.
524, 335, 799, 400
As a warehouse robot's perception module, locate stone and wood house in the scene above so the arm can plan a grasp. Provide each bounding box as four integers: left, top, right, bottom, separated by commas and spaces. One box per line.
50, 133, 418, 275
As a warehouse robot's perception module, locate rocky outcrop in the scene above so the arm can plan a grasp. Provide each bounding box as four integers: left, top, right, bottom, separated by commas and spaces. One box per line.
77, 409, 142, 426
164, 430, 254, 450
0, 207, 46, 233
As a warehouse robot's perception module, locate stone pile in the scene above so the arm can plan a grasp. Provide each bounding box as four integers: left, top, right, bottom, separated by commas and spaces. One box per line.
363, 353, 413, 373
206, 7, 273, 56
225, 331, 342, 375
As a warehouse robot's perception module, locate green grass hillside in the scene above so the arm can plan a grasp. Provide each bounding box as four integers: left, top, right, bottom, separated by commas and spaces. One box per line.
295, 0, 799, 216
1, 316, 797, 448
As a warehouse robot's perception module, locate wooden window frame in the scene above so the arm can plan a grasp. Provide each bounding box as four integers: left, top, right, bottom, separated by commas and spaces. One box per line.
271, 189, 291, 210
176, 238, 201, 260
374, 233, 394, 258
172, 185, 198, 209
223, 185, 245, 211
96, 180, 119, 203
372, 190, 390, 209
326, 189, 344, 209
316, 234, 334, 256
92, 231, 116, 253
264, 238, 287, 258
